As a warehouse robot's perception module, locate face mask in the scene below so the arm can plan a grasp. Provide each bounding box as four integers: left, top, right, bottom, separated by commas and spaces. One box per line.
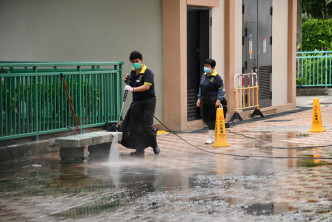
204, 67, 211, 73
132, 62, 141, 70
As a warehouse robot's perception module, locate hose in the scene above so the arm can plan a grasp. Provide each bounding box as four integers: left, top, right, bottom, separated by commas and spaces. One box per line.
153, 116, 332, 160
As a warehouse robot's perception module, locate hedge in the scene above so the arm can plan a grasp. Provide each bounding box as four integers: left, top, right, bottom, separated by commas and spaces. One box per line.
302, 19, 332, 51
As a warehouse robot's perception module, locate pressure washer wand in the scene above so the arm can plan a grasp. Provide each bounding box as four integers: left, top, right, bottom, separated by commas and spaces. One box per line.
117, 90, 128, 123
117, 75, 130, 124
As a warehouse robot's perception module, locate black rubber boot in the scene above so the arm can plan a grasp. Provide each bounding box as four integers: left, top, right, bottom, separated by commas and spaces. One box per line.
130, 149, 145, 156
153, 144, 160, 155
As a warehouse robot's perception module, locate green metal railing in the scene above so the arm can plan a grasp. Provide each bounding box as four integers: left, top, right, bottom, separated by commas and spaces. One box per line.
0, 61, 123, 141
296, 51, 332, 87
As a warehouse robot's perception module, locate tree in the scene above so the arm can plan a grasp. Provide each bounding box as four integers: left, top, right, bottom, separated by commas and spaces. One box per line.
302, 0, 332, 20
297, 0, 303, 50
297, 0, 332, 50
302, 19, 332, 51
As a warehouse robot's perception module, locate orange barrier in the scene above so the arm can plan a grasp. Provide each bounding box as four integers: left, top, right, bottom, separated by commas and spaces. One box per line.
230, 73, 263, 121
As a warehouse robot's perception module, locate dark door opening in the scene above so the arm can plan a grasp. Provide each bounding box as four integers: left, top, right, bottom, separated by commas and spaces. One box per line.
242, 0, 272, 108
187, 7, 210, 121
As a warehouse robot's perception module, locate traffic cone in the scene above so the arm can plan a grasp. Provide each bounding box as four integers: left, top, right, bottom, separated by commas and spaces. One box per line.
212, 107, 230, 147
309, 98, 326, 133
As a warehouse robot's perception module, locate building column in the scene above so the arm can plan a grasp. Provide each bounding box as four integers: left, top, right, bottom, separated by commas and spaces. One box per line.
224, 0, 236, 115
162, 0, 187, 131
287, 0, 297, 105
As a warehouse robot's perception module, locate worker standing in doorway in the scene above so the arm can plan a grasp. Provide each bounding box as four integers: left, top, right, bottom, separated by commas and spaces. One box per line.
196, 59, 228, 144
120, 51, 160, 155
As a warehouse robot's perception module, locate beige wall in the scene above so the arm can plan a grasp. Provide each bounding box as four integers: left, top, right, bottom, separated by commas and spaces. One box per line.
234, 0, 243, 75
211, 1, 225, 79
223, 0, 297, 119
272, 0, 289, 106
163, 0, 223, 131
233, 0, 290, 106
187, 0, 219, 7
163, 0, 187, 131
164, 0, 296, 130
0, 0, 164, 120
287, 0, 297, 105
1, 0, 296, 131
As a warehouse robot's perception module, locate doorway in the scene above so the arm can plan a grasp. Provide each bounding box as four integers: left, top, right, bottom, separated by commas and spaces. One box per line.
187, 7, 210, 121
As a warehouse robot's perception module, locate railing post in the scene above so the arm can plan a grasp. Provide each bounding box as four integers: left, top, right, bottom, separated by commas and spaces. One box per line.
77, 66, 83, 133
33, 66, 39, 141
114, 64, 118, 121
119, 63, 123, 120
325, 53, 328, 88
296, 55, 300, 83
0, 74, 3, 137
9, 75, 12, 136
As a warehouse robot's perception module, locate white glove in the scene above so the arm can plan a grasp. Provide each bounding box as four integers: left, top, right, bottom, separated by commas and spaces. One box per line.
124, 85, 134, 92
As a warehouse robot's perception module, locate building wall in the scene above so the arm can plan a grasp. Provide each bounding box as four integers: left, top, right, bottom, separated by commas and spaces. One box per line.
163, 0, 221, 131
0, 0, 164, 120
0, 0, 296, 131
211, 1, 225, 79
232, 0, 290, 107
234, 0, 243, 76
272, 0, 289, 105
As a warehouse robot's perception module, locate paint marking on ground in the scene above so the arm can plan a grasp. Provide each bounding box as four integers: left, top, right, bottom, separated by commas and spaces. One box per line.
157, 131, 169, 135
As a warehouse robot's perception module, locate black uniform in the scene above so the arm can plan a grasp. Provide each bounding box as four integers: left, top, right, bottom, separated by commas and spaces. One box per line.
120, 65, 157, 150
198, 70, 227, 130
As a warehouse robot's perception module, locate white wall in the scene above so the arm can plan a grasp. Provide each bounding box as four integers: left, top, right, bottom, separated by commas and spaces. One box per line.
272, 0, 288, 105
211, 1, 225, 79
0, 0, 163, 119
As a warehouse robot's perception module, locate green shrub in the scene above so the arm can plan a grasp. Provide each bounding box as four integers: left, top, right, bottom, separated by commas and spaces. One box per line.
302, 19, 332, 51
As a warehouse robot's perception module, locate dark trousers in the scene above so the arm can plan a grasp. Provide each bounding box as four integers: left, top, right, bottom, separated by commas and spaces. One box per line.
202, 102, 227, 130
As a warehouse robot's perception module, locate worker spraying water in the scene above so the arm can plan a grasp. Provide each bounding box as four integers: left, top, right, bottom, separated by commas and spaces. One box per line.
119, 51, 160, 156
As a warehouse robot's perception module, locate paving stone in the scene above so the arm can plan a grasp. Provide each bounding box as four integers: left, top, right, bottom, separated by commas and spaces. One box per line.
0, 99, 331, 221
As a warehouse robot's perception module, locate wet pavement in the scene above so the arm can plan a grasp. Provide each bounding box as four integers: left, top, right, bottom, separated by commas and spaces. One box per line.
0, 97, 332, 221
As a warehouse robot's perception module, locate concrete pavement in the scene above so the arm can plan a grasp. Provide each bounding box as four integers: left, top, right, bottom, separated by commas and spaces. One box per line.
0, 96, 331, 221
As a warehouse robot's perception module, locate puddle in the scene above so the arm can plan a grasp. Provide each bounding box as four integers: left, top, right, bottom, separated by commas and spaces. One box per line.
241, 131, 318, 151
296, 132, 310, 138
243, 202, 298, 216
243, 203, 274, 215
298, 155, 332, 167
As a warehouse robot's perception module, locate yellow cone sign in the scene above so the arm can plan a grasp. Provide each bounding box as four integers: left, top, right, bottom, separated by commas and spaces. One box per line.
212, 107, 230, 147
309, 98, 326, 133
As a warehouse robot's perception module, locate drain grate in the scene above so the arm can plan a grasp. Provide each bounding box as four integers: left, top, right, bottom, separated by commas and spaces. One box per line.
264, 119, 293, 122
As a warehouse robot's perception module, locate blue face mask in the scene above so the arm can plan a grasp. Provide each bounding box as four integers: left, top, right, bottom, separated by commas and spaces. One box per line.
132, 63, 141, 70
204, 67, 211, 73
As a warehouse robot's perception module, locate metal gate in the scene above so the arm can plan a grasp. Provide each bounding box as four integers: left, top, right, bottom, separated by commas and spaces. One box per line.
242, 0, 272, 107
